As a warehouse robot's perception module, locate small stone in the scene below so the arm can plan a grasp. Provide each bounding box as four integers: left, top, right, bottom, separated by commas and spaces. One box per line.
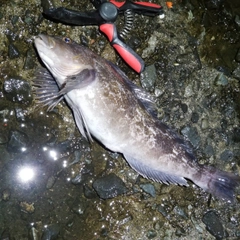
20, 201, 35, 213
191, 112, 199, 123
146, 229, 157, 239
220, 150, 233, 162
41, 224, 60, 240
181, 126, 200, 148
215, 73, 228, 86
7, 130, 29, 153
181, 103, 188, 113
202, 210, 226, 239
140, 64, 157, 91
173, 206, 188, 219
203, 145, 214, 157
232, 66, 240, 80
157, 204, 168, 217
2, 189, 11, 201
24, 48, 37, 70
184, 84, 194, 97
15, 107, 26, 122
11, 15, 19, 25
46, 176, 56, 189
201, 118, 209, 129
83, 184, 98, 199
233, 128, 240, 142
175, 227, 186, 237
8, 43, 20, 59
71, 173, 83, 185
3, 77, 32, 104
92, 173, 127, 199
140, 183, 156, 197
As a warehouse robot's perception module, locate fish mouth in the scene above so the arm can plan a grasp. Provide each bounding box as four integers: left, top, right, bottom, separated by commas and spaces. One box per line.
35, 34, 56, 49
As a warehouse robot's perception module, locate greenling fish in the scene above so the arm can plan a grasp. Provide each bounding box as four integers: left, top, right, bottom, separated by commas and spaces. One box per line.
34, 34, 240, 202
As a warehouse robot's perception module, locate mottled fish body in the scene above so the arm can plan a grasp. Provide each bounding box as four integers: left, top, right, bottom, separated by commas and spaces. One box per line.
34, 34, 240, 202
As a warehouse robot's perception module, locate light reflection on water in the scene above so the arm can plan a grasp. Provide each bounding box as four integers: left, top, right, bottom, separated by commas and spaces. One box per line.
18, 166, 35, 183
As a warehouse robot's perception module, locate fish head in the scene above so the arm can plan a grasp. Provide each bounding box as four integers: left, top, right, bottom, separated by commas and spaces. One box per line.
34, 34, 92, 84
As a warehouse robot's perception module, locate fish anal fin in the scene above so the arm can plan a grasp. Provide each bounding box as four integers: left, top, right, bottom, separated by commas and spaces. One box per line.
124, 154, 188, 186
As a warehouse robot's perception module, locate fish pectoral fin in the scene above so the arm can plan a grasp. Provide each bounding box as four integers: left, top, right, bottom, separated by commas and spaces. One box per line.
33, 68, 97, 111
124, 154, 188, 186
59, 68, 97, 95
33, 67, 64, 111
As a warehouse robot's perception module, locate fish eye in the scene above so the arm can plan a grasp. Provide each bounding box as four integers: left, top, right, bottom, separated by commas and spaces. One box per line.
63, 37, 71, 44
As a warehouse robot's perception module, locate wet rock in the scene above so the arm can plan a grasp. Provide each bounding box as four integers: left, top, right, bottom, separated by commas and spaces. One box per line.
41, 224, 60, 240
46, 176, 57, 189
191, 112, 199, 123
232, 128, 240, 142
202, 210, 227, 239
203, 145, 214, 157
146, 229, 157, 239
215, 66, 231, 77
83, 184, 98, 199
71, 199, 87, 215
128, 36, 141, 49
184, 84, 194, 97
140, 64, 157, 91
201, 118, 209, 129
7, 130, 29, 153
232, 66, 240, 80
215, 73, 228, 86
157, 204, 168, 217
15, 107, 26, 122
8, 43, 20, 59
220, 149, 233, 162
71, 173, 83, 185
175, 227, 186, 237
3, 77, 32, 104
1, 189, 11, 201
92, 173, 127, 199
173, 206, 188, 219
20, 201, 35, 213
180, 103, 188, 113
180, 126, 200, 148
11, 15, 19, 25
24, 48, 37, 69
140, 183, 156, 197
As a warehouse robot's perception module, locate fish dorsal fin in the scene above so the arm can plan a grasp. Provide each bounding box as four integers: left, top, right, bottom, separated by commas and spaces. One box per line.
124, 154, 188, 186
108, 62, 158, 118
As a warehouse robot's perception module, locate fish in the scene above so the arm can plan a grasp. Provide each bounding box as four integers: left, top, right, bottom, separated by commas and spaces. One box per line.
33, 34, 240, 202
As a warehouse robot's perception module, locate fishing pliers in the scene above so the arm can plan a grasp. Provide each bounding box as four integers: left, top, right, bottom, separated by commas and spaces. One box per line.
43, 0, 164, 73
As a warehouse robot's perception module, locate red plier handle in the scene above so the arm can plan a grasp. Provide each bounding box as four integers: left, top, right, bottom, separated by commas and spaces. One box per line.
100, 23, 145, 73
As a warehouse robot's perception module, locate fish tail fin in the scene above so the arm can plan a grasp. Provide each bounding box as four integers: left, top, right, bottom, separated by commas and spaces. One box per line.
199, 165, 240, 203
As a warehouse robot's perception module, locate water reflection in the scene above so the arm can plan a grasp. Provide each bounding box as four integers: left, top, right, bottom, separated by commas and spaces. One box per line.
18, 166, 35, 183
